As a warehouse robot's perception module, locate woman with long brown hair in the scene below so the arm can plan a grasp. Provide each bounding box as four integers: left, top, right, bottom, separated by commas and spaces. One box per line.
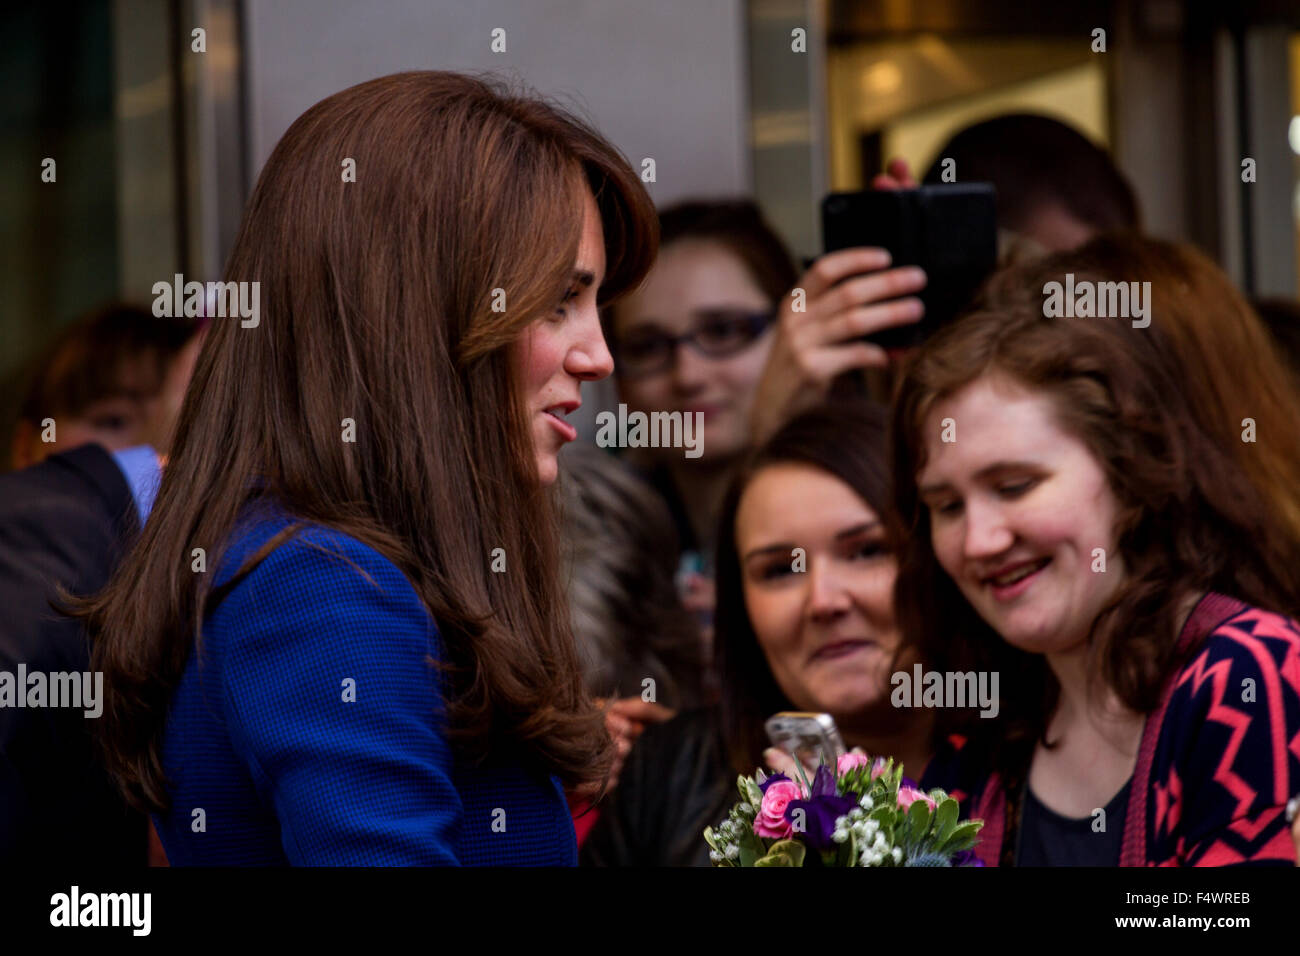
77, 71, 656, 864
891, 260, 1300, 866
978, 233, 1300, 550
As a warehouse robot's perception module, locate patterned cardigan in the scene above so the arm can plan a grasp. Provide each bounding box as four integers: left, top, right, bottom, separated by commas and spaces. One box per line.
924, 593, 1300, 866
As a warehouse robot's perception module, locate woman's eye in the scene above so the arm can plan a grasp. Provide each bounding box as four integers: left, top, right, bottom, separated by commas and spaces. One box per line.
757, 562, 792, 581
554, 287, 580, 316
91, 415, 130, 432
998, 479, 1035, 498
853, 540, 886, 560
929, 499, 962, 517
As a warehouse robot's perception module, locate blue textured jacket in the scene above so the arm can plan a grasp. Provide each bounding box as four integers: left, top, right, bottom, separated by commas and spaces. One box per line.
154, 503, 577, 865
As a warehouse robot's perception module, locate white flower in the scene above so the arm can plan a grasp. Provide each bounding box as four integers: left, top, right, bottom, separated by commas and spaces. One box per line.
859, 795, 874, 810
709, 850, 722, 863
726, 845, 740, 860
891, 847, 903, 863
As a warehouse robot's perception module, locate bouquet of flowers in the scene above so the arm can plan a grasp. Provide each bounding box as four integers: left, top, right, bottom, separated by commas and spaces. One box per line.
703, 753, 984, 867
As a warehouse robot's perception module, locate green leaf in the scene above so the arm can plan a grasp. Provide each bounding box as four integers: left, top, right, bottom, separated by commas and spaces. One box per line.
933, 797, 959, 845
763, 840, 807, 867
939, 820, 983, 853
906, 797, 932, 838
741, 775, 764, 809
737, 829, 765, 867
703, 826, 721, 853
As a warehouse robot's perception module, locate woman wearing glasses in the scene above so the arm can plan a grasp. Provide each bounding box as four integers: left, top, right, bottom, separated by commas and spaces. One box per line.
603, 200, 925, 635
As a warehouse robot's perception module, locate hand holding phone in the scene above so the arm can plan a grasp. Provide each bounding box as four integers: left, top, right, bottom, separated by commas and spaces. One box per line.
821, 183, 998, 349
764, 712, 845, 782
749, 247, 927, 444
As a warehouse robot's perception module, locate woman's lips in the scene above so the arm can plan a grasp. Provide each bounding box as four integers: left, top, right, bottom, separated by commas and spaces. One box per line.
810, 639, 876, 662
544, 410, 577, 442
683, 404, 723, 422
984, 557, 1051, 602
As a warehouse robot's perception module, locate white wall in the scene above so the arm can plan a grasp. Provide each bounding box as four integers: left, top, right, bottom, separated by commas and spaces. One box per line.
242, 0, 751, 205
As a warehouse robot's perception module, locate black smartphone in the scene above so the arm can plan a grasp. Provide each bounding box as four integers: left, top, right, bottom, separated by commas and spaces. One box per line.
820, 184, 998, 349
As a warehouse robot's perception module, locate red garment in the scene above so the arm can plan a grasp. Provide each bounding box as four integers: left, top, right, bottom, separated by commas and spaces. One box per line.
568, 793, 601, 848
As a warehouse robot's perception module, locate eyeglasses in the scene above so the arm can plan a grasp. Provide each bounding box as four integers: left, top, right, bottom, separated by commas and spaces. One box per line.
612, 308, 776, 378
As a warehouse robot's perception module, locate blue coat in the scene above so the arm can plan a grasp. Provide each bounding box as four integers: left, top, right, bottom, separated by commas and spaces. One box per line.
154, 503, 578, 865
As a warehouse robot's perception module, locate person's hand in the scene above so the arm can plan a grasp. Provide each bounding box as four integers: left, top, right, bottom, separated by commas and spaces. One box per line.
762, 745, 867, 788
599, 697, 676, 791
751, 248, 926, 445
871, 157, 919, 191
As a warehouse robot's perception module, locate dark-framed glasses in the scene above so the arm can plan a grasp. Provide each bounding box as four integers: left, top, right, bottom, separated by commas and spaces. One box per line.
612, 308, 776, 378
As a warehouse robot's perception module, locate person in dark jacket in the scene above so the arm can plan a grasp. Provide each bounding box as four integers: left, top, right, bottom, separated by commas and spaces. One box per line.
582, 401, 940, 866
0, 443, 154, 864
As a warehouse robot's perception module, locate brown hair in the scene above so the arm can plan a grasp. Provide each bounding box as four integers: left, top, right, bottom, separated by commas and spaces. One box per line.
981, 234, 1300, 549
77, 71, 657, 812
922, 114, 1140, 235
655, 199, 798, 306
713, 400, 897, 776
12, 304, 197, 462
891, 267, 1300, 787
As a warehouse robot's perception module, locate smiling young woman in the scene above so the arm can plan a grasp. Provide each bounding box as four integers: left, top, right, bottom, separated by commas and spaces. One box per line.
74, 71, 657, 865
582, 401, 939, 866
891, 289, 1300, 867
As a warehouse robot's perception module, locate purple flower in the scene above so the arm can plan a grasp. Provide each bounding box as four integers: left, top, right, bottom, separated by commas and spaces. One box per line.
810, 763, 838, 798
787, 793, 859, 852
952, 849, 985, 867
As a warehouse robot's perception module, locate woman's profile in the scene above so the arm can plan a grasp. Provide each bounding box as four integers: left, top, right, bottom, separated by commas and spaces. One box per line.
78, 71, 657, 865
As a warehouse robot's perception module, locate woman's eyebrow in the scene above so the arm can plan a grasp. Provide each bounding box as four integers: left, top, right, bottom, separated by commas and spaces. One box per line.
836, 521, 880, 539
743, 542, 796, 562
919, 460, 1042, 496
572, 270, 597, 287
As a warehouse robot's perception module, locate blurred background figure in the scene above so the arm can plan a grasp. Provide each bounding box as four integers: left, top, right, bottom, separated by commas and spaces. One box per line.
921, 113, 1141, 253
1, 302, 199, 866
9, 304, 199, 470
559, 442, 710, 709
603, 200, 796, 625
557, 442, 708, 843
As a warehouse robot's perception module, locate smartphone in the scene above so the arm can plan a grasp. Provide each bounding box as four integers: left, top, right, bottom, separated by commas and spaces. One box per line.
764, 712, 845, 771
820, 184, 998, 349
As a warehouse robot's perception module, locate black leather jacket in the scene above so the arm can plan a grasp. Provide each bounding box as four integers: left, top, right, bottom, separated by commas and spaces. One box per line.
581, 707, 735, 867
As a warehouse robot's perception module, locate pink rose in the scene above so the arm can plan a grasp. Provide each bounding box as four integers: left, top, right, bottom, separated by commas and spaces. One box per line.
837, 752, 869, 775
754, 780, 802, 839
896, 786, 936, 811
870, 757, 888, 779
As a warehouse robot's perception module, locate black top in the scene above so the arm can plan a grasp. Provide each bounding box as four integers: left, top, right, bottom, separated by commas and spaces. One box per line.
0, 443, 146, 865
1016, 777, 1132, 866
582, 707, 733, 867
